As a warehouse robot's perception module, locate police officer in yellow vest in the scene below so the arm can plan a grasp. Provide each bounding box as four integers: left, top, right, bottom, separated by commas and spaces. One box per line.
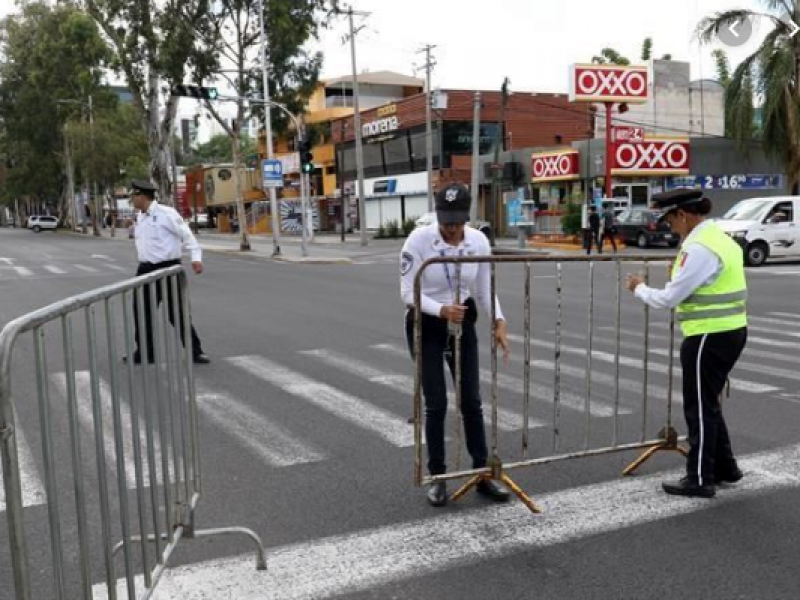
625, 189, 747, 498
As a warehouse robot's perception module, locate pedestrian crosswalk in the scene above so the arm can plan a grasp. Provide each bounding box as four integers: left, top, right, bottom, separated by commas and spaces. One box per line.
4, 310, 800, 518
0, 256, 132, 279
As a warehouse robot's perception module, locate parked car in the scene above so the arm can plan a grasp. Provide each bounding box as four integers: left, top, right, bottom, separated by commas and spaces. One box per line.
27, 215, 59, 233
615, 208, 679, 249
414, 212, 492, 239
715, 196, 800, 266
185, 212, 209, 228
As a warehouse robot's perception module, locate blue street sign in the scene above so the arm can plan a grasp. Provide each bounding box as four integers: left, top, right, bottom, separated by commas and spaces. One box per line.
261, 159, 283, 189
507, 198, 522, 227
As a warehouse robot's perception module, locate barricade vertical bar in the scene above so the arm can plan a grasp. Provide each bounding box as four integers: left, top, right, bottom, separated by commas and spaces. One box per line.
170, 274, 192, 507
584, 261, 595, 451
641, 261, 651, 443
453, 263, 463, 472
160, 277, 184, 509
33, 327, 67, 600
122, 289, 153, 587
61, 315, 93, 600
179, 272, 201, 497
149, 280, 175, 539
552, 262, 563, 454
490, 262, 499, 461
612, 260, 622, 447
522, 263, 532, 459
104, 298, 137, 598
413, 275, 423, 485
666, 309, 676, 431
135, 284, 163, 560
85, 305, 118, 599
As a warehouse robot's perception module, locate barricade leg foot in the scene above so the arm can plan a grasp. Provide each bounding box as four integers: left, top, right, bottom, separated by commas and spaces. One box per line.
449, 474, 482, 502
499, 473, 541, 514
622, 426, 688, 477
449, 472, 541, 514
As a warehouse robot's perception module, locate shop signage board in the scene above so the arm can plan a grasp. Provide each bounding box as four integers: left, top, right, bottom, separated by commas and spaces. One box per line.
611, 126, 644, 143
569, 64, 649, 104
611, 136, 690, 176
666, 174, 784, 191
531, 149, 580, 182
261, 159, 283, 189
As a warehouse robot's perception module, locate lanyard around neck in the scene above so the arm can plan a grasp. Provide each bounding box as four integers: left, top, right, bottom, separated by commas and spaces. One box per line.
440, 248, 463, 302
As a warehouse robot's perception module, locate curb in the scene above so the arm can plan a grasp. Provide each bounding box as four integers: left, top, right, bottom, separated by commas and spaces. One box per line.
272, 256, 354, 265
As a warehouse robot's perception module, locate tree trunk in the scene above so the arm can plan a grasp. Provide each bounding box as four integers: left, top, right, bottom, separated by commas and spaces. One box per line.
231, 130, 251, 251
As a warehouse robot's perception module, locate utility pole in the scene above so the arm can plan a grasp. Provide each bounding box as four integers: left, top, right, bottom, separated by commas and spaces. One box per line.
420, 44, 437, 212
259, 0, 282, 256
346, 6, 370, 246
489, 78, 510, 248
470, 91, 481, 225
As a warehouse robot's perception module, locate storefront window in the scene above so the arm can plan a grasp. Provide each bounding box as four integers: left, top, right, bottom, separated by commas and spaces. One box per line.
442, 122, 499, 167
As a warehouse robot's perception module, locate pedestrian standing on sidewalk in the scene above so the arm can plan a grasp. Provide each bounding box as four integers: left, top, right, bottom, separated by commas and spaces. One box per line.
625, 189, 747, 498
126, 179, 210, 365
601, 203, 618, 253
400, 183, 511, 507
586, 205, 602, 255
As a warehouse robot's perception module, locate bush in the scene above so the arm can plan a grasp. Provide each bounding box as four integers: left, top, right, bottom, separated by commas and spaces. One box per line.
385, 219, 400, 238
561, 203, 583, 235
403, 217, 417, 236
375, 224, 386, 239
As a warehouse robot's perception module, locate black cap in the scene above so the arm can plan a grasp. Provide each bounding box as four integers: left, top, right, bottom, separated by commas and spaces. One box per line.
131, 179, 157, 197
435, 183, 471, 224
651, 189, 704, 221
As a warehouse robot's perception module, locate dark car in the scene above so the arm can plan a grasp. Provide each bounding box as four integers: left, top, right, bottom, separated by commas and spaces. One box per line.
615, 208, 679, 249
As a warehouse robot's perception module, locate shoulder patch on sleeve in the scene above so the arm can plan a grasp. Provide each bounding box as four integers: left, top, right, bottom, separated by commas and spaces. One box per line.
401, 251, 414, 275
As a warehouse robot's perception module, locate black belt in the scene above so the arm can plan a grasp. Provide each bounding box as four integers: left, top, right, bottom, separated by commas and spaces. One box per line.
139, 259, 181, 267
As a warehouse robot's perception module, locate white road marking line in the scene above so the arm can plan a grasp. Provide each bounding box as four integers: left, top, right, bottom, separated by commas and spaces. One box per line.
105, 264, 129, 272
94, 443, 800, 600
748, 268, 800, 275
510, 335, 778, 394
614, 322, 800, 352
299, 348, 542, 431
648, 320, 800, 350
52, 372, 165, 487
43, 265, 66, 274
91, 254, 116, 261
748, 314, 800, 328
74, 265, 99, 273
227, 355, 414, 447
0, 423, 46, 513
12, 266, 33, 277
370, 343, 629, 417
0, 258, 13, 264
767, 311, 800, 320
195, 383, 325, 467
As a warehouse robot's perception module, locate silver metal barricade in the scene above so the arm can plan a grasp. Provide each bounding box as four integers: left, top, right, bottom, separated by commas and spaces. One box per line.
0, 266, 266, 599
412, 254, 686, 512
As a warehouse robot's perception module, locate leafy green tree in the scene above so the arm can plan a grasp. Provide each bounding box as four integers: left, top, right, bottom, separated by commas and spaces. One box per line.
591, 48, 630, 66
712, 49, 732, 87
641, 37, 653, 61
187, 133, 256, 164
698, 2, 792, 186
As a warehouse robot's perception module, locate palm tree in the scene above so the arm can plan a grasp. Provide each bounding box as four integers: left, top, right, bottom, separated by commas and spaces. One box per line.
591, 48, 630, 66
698, 1, 800, 191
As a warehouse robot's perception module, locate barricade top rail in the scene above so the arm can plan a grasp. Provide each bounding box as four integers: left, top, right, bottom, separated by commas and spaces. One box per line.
417, 253, 673, 267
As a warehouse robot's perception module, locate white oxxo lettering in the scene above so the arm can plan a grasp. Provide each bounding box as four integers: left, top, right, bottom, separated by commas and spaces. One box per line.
577, 69, 647, 97
533, 154, 573, 178
615, 142, 688, 170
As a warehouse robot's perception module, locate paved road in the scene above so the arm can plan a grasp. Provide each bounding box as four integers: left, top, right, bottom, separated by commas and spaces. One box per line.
1, 228, 799, 599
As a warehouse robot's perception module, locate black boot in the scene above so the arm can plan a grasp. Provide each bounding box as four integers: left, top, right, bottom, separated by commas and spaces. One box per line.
427, 481, 447, 507
715, 464, 744, 484
662, 477, 715, 498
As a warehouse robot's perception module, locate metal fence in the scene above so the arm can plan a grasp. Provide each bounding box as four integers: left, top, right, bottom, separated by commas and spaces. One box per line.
412, 254, 686, 512
0, 266, 265, 599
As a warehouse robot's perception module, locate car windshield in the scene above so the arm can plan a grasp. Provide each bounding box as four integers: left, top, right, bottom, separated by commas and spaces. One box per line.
722, 200, 774, 221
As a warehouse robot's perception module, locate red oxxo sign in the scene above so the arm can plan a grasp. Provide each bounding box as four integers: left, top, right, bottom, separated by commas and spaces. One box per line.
612, 136, 690, 175
531, 150, 580, 183
569, 64, 649, 104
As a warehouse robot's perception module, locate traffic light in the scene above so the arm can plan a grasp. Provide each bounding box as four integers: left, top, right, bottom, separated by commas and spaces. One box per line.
299, 140, 314, 175
171, 85, 219, 100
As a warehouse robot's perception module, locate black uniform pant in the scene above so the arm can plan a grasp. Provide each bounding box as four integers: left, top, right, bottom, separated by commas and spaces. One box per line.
405, 300, 488, 476
586, 228, 601, 254
133, 260, 204, 360
600, 229, 617, 252
680, 327, 747, 486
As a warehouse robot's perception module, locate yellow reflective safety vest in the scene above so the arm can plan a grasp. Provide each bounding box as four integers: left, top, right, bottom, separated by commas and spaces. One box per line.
672, 222, 748, 337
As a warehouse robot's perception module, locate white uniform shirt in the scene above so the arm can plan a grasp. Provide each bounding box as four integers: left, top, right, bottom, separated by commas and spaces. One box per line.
634, 220, 722, 309
135, 201, 202, 264
400, 224, 505, 321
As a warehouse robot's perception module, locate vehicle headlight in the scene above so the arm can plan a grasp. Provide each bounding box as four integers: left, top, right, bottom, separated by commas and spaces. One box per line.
729, 231, 747, 240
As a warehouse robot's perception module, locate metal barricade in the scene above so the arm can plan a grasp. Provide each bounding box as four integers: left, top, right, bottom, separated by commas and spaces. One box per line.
0, 266, 265, 599
412, 254, 686, 512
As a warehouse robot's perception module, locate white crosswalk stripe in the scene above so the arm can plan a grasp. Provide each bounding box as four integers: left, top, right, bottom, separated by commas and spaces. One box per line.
0, 423, 46, 513
509, 334, 778, 394
0, 257, 13, 264
43, 265, 67, 274
228, 355, 415, 447
299, 348, 544, 431
196, 382, 325, 467
74, 264, 100, 273
12, 266, 32, 277
648, 320, 800, 351
370, 343, 630, 417
767, 311, 800, 320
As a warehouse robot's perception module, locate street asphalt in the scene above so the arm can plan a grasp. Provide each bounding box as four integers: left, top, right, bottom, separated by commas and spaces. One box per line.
1, 226, 799, 599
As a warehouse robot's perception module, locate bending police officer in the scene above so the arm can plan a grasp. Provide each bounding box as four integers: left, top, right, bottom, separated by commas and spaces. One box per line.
127, 179, 210, 365
625, 189, 747, 498
400, 183, 511, 507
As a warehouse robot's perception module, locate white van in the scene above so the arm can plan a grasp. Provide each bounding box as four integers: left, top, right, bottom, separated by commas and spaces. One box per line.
715, 197, 800, 266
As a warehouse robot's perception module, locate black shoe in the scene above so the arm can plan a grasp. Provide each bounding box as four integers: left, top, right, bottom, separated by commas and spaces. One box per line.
476, 478, 511, 502
715, 465, 744, 484
427, 481, 447, 507
662, 477, 715, 498
193, 353, 211, 364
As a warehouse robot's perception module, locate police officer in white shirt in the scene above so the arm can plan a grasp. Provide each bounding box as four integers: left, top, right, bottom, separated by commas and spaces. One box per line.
400, 183, 511, 507
127, 179, 210, 364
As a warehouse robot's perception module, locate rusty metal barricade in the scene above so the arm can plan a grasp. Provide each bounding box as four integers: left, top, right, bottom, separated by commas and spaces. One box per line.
0, 266, 265, 600
412, 254, 686, 512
